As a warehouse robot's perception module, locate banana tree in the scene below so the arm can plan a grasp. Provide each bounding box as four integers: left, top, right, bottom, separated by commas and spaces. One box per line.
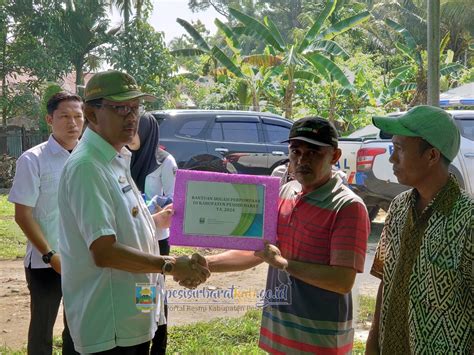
171, 18, 221, 80
381, 19, 464, 106
210, 18, 286, 111
227, 0, 370, 118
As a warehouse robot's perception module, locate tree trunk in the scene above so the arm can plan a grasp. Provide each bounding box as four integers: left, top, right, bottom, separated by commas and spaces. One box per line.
251, 86, 260, 112
124, 0, 130, 30
74, 58, 84, 96
410, 67, 427, 106
283, 74, 294, 119
283, 84, 293, 119
427, 0, 440, 106
136, 0, 142, 20
1, 28, 7, 127
328, 85, 337, 126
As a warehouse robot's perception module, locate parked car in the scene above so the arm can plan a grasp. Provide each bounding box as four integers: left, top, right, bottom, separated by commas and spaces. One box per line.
336, 125, 384, 185
351, 110, 474, 219
150, 110, 293, 175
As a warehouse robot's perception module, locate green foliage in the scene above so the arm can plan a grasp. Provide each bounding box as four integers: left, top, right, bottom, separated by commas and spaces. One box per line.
5, 1, 71, 82
380, 20, 466, 106
353, 339, 367, 354
38, 83, 62, 134
226, 2, 370, 118
458, 67, 474, 85
0, 82, 41, 128
292, 52, 387, 132
0, 1, 60, 126
106, 20, 176, 109
0, 195, 25, 259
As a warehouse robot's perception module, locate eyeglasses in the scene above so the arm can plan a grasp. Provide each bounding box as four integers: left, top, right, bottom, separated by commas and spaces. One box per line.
93, 103, 144, 116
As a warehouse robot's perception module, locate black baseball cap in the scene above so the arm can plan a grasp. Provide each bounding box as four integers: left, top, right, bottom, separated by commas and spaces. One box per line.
283, 117, 338, 148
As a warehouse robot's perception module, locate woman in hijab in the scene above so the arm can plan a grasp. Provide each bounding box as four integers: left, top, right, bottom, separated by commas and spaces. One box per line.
129, 112, 178, 355
130, 112, 160, 193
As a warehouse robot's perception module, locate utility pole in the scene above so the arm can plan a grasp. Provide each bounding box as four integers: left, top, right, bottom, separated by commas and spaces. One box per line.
427, 0, 440, 106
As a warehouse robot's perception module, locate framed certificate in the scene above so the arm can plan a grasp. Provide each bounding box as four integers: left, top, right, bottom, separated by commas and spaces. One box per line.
169, 170, 280, 250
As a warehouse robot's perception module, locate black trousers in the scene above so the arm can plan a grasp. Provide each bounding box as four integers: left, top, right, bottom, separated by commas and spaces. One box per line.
93, 341, 150, 355
24, 266, 78, 355
150, 238, 170, 355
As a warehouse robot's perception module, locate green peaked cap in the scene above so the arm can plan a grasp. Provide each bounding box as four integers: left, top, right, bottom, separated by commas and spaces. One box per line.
372, 105, 460, 161
84, 70, 155, 103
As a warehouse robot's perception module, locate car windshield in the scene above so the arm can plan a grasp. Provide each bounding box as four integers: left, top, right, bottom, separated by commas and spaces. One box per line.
454, 116, 474, 141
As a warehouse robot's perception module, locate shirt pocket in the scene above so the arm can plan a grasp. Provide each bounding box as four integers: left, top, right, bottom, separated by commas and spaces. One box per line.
423, 261, 460, 311
37, 172, 61, 217
39, 172, 61, 194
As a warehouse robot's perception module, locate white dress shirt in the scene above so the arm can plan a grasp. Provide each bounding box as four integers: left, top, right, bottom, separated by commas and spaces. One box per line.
8, 135, 71, 269
58, 128, 158, 353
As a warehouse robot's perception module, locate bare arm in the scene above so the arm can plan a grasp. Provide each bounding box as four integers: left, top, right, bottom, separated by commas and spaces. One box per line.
206, 250, 263, 273
365, 281, 383, 355
14, 203, 61, 273
255, 243, 356, 294
90, 236, 209, 285
286, 261, 355, 294
152, 204, 173, 229
90, 235, 164, 272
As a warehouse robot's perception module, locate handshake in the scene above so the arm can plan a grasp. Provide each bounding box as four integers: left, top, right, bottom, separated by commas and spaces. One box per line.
163, 253, 210, 289
163, 243, 288, 289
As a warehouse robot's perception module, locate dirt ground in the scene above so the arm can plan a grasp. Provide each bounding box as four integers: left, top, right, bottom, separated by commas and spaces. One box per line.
0, 245, 379, 350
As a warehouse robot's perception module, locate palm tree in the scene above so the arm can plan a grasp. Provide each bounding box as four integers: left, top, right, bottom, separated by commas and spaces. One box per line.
227, 0, 370, 118
53, 0, 119, 90
109, 0, 149, 29
382, 19, 464, 106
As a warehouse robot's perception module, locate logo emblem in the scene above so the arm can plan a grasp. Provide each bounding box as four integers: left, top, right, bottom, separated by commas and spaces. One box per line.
132, 206, 139, 217
135, 283, 157, 313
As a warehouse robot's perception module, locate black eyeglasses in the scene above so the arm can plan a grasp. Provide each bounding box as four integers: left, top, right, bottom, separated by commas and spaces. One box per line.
93, 103, 144, 116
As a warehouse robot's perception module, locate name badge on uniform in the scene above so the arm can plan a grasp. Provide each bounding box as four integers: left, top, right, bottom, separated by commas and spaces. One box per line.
122, 185, 132, 193
135, 283, 157, 313
131, 206, 139, 217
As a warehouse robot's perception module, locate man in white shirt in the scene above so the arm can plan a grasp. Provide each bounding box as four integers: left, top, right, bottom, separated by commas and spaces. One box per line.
9, 92, 84, 355
58, 70, 209, 354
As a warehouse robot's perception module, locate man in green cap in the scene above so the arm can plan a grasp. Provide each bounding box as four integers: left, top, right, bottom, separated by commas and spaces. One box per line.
58, 70, 210, 353
365, 105, 473, 354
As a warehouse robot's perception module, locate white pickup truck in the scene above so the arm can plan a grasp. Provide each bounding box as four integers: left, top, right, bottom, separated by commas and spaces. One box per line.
337, 126, 381, 185
350, 110, 474, 218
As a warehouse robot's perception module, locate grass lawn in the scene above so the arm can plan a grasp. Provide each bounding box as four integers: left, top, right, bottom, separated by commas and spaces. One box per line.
358, 294, 377, 328
168, 309, 264, 354
0, 195, 26, 259
1, 309, 367, 354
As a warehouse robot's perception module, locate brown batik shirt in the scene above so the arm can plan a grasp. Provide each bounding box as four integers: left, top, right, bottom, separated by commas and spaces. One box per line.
371, 176, 473, 354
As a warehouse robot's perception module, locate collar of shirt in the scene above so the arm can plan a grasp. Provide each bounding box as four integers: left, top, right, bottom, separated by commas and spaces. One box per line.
81, 127, 131, 164
297, 174, 344, 202
47, 134, 74, 156
409, 175, 461, 218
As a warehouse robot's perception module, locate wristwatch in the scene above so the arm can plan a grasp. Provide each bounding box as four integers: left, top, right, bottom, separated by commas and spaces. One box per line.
42, 250, 56, 264
161, 257, 175, 275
